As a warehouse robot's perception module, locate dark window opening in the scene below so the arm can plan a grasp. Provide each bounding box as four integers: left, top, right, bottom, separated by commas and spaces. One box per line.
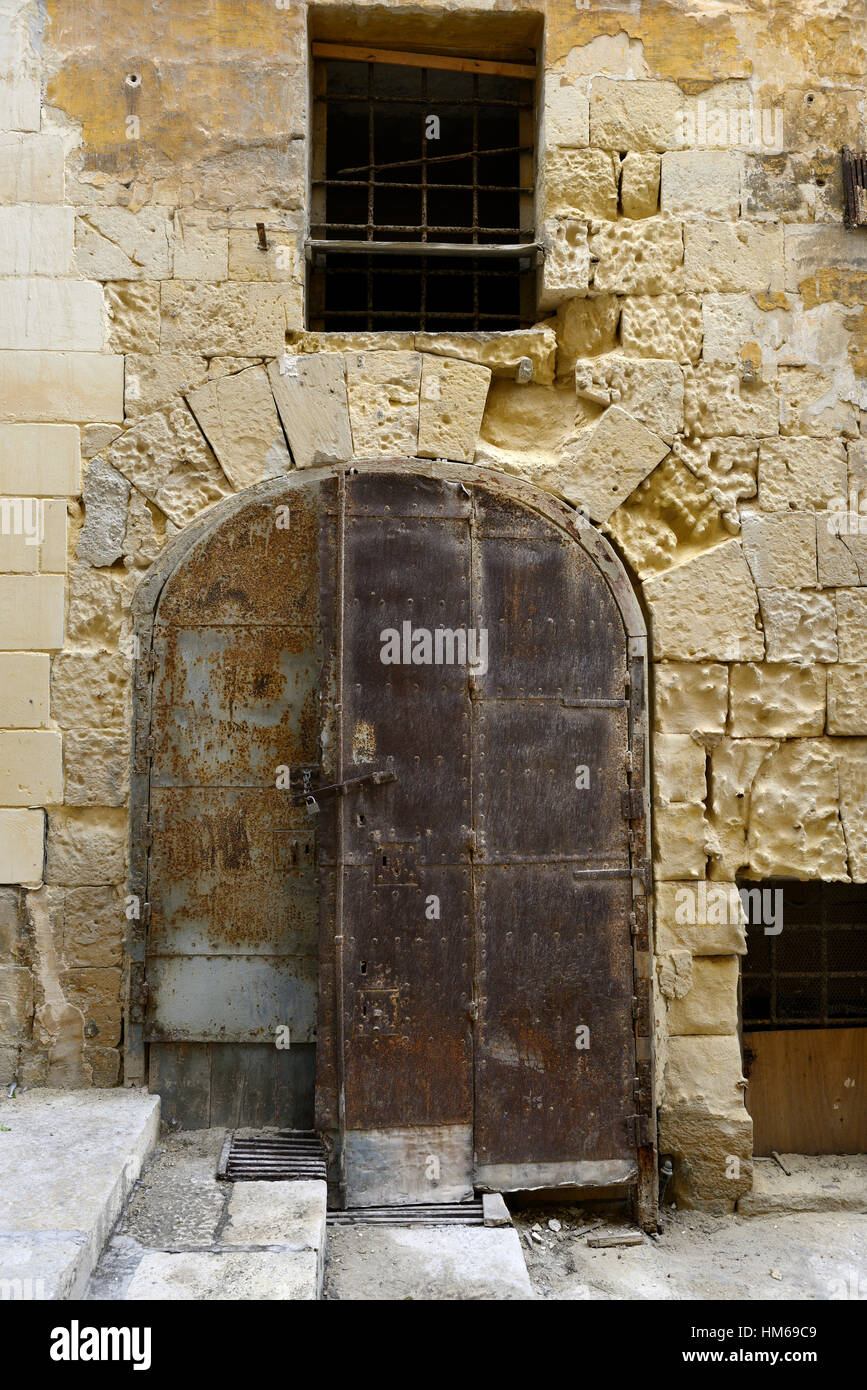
739, 879, 867, 1030
308, 44, 537, 332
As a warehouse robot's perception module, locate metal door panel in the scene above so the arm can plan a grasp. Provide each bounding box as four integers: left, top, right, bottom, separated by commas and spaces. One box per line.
149, 627, 320, 788
472, 525, 627, 701
146, 788, 317, 958
474, 867, 636, 1175
145, 955, 316, 1044
475, 702, 630, 865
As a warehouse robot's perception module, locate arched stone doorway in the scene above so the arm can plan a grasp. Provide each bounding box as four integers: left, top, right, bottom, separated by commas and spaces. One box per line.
129, 459, 655, 1225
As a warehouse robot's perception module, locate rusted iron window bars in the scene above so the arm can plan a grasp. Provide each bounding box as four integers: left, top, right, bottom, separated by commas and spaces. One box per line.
741, 880, 867, 1029
308, 54, 538, 332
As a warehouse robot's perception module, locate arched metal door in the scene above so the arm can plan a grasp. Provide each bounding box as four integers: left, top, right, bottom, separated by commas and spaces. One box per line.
311, 469, 654, 1223
130, 463, 654, 1225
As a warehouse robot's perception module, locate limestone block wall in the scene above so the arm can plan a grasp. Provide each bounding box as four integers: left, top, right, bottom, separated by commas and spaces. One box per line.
0, 0, 865, 1209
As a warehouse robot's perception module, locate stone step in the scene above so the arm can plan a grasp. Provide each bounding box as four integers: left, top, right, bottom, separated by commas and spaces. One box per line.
738, 1155, 867, 1215
325, 1223, 534, 1300
0, 1088, 160, 1299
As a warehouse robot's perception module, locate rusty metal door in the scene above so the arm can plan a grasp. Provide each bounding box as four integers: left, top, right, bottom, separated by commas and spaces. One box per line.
138, 486, 324, 1128
314, 470, 653, 1217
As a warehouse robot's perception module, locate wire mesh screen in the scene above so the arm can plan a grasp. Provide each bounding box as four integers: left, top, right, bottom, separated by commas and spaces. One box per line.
740, 879, 867, 1030
308, 56, 536, 332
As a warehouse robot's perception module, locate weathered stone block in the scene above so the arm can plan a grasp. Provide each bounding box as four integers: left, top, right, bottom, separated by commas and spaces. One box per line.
620, 293, 702, 364
0, 352, 124, 424
124, 351, 209, 420
161, 281, 300, 356
590, 218, 683, 295
0, 730, 62, 806
740, 512, 817, 588
75, 209, 172, 281
672, 436, 758, 523
543, 81, 589, 148
59, 967, 121, 1046
0, 206, 74, 276
684, 223, 783, 294
268, 353, 352, 470
0, 278, 104, 352
835, 588, 867, 661
683, 364, 779, 437
0, 964, 33, 1043
817, 513, 867, 586
46, 809, 127, 887
706, 737, 776, 882
836, 744, 867, 882
574, 355, 683, 440
0, 133, 65, 202
0, 575, 65, 650
747, 739, 848, 879
104, 282, 161, 355
59, 886, 123, 969
64, 732, 129, 808
415, 329, 557, 385
0, 809, 44, 885
555, 297, 619, 375
77, 458, 131, 568
0, 497, 65, 575
107, 401, 233, 528
653, 802, 711, 879
644, 539, 763, 661
345, 351, 421, 457
66, 564, 137, 647
0, 653, 50, 728
757, 438, 847, 511
187, 366, 291, 490
655, 883, 747, 957
660, 150, 741, 219
0, 424, 81, 496
827, 667, 867, 735
544, 148, 618, 219
757, 589, 837, 663
589, 77, 683, 152
666, 956, 739, 1035
173, 209, 229, 281
606, 454, 729, 579
728, 663, 825, 737
539, 218, 590, 306
51, 648, 129, 730
418, 356, 491, 463
652, 733, 706, 806
653, 662, 728, 735
0, 74, 40, 132
556, 406, 669, 523
785, 225, 867, 292
620, 152, 659, 219
658, 1107, 752, 1211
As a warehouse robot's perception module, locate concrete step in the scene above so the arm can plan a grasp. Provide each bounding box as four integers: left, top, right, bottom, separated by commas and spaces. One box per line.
0, 1088, 160, 1299
738, 1155, 867, 1215
325, 1224, 534, 1300
87, 1128, 327, 1300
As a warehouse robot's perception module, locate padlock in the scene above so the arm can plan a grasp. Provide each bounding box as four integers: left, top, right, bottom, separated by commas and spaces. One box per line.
304, 794, 319, 816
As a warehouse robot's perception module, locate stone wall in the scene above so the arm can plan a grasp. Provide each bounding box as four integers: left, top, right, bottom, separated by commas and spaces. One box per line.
0, 0, 865, 1209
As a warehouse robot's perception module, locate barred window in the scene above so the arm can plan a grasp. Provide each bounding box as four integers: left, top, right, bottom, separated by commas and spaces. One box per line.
740, 879, 867, 1030
307, 42, 538, 332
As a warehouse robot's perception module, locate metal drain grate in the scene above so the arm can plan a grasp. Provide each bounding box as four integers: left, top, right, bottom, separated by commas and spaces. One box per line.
328, 1201, 484, 1226
217, 1131, 327, 1182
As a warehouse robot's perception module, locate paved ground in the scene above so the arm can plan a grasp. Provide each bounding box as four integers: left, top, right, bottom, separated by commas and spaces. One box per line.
324, 1225, 533, 1300
0, 1088, 159, 1299
87, 1128, 326, 1300
514, 1204, 867, 1300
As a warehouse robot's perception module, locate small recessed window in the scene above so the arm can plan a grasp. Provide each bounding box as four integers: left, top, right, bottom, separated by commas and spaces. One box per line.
307, 40, 538, 332
740, 879, 867, 1030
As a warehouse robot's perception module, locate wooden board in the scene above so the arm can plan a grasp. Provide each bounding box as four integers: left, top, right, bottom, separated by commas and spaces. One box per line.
312, 41, 536, 81
744, 1028, 867, 1155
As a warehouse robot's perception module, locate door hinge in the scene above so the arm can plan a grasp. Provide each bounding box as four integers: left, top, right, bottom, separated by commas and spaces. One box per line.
631, 1113, 654, 1147
621, 786, 644, 822
128, 961, 149, 1024
632, 979, 651, 1036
